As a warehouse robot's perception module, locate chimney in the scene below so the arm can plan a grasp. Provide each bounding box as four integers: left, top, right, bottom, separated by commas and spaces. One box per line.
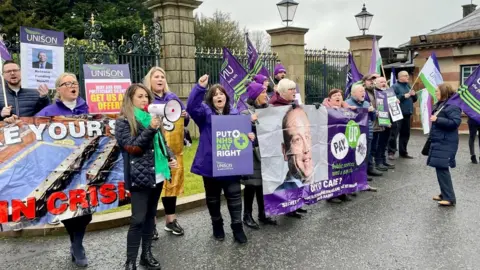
462, 4, 477, 17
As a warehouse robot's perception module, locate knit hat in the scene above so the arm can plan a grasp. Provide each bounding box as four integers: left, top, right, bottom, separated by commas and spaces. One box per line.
274, 64, 286, 76
247, 82, 265, 100
253, 74, 268, 84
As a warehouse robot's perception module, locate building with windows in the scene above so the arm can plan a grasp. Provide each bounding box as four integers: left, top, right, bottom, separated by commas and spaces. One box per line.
398, 4, 480, 130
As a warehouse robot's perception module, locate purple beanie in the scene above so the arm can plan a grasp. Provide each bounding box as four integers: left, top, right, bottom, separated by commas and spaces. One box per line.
274, 64, 286, 76
247, 82, 265, 100
253, 74, 268, 84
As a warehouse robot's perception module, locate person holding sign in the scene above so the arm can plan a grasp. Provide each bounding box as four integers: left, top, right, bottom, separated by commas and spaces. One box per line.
186, 74, 254, 244
241, 81, 277, 229
1, 60, 50, 121
144, 67, 188, 238
428, 84, 461, 207
115, 84, 178, 270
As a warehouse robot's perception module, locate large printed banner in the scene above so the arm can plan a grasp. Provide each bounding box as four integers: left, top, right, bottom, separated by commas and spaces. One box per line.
83, 64, 131, 114
256, 105, 369, 216
20, 27, 64, 89
211, 115, 253, 177
0, 115, 182, 231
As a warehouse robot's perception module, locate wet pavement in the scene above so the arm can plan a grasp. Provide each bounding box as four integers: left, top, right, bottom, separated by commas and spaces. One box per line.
1, 131, 479, 270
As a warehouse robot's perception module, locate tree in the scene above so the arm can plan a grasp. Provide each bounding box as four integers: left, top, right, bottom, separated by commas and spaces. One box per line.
248, 30, 271, 53
0, 0, 51, 39
195, 10, 246, 50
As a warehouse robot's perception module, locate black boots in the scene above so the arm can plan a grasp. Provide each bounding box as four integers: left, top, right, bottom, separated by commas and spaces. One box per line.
71, 231, 88, 267
243, 213, 260, 229
124, 260, 137, 270
231, 223, 247, 244
212, 219, 225, 241
472, 155, 478, 164
139, 242, 161, 270
258, 215, 277, 225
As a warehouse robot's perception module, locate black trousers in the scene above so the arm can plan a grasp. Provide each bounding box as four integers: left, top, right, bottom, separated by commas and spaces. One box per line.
435, 167, 456, 203
127, 183, 163, 261
243, 185, 266, 219
388, 114, 411, 156
62, 214, 92, 243
375, 127, 391, 165
468, 120, 480, 156
387, 121, 398, 155
162, 196, 177, 215
203, 177, 242, 225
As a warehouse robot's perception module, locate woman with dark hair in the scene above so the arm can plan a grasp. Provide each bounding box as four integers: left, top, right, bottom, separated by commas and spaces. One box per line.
428, 83, 461, 207
241, 81, 277, 229
186, 74, 254, 244
115, 83, 177, 269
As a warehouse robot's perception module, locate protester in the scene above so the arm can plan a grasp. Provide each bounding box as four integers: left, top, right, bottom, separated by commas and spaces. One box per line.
322, 89, 353, 203
364, 74, 385, 177
116, 84, 177, 270
268, 78, 308, 217
467, 116, 480, 164
1, 60, 50, 121
389, 71, 417, 160
186, 74, 254, 244
428, 83, 461, 207
372, 77, 396, 171
144, 67, 188, 238
241, 81, 277, 228
273, 63, 287, 85
28, 73, 89, 267
345, 84, 377, 191
253, 74, 274, 98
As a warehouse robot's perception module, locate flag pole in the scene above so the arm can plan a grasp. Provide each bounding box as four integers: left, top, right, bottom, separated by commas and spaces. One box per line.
0, 60, 8, 107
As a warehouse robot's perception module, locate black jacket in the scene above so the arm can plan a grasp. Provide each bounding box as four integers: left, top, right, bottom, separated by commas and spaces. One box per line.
115, 118, 175, 191
0, 83, 50, 120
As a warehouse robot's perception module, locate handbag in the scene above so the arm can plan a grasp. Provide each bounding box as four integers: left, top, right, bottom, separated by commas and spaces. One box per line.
421, 137, 431, 156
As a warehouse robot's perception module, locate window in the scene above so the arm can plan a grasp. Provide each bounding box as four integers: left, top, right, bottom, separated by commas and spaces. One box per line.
461, 65, 479, 84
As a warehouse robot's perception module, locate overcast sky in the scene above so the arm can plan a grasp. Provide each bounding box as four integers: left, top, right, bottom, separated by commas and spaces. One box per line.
195, 0, 475, 50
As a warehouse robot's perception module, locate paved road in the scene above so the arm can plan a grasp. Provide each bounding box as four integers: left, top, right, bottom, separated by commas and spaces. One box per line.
1, 131, 479, 270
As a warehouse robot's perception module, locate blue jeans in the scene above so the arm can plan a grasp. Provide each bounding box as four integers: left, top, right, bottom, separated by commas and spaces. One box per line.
436, 167, 456, 203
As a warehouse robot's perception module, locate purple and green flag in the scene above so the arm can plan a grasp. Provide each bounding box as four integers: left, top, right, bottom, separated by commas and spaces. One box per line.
0, 40, 12, 62
345, 52, 363, 98
220, 47, 249, 112
447, 65, 480, 124
246, 36, 270, 78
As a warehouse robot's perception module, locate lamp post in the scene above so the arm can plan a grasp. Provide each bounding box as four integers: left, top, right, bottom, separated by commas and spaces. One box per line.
276, 0, 299, 27
355, 4, 374, 35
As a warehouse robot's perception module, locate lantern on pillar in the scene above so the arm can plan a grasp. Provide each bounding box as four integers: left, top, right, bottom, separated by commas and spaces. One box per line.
276, 0, 299, 27
355, 4, 374, 35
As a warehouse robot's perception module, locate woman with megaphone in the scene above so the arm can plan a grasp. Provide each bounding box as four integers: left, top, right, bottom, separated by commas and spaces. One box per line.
186, 74, 254, 244
115, 83, 178, 270
144, 67, 189, 238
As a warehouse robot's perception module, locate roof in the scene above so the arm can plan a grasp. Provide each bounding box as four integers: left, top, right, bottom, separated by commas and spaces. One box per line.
398, 7, 480, 47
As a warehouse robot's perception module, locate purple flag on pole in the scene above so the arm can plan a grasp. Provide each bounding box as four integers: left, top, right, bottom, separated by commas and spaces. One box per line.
345, 52, 363, 98
246, 36, 270, 78
0, 40, 12, 62
220, 47, 249, 112
447, 66, 480, 124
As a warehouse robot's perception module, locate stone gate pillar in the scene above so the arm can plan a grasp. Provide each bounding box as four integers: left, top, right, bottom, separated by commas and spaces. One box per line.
145, 0, 201, 99
267, 27, 309, 103
346, 34, 382, 75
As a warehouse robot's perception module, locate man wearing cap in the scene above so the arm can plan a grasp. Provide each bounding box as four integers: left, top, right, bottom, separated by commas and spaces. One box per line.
273, 63, 287, 85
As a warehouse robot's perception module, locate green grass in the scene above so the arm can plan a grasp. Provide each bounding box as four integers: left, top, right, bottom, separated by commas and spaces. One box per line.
96, 139, 203, 215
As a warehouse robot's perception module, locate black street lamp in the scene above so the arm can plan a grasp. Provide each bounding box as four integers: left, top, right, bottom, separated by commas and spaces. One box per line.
276, 0, 299, 27
355, 4, 374, 35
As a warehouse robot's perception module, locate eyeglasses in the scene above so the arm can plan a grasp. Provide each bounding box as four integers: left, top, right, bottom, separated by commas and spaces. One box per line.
3, 69, 20, 74
60, 81, 79, 88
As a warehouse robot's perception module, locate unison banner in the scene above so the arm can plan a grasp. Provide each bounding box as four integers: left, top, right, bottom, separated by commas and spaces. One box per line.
0, 115, 182, 231
211, 115, 253, 177
83, 64, 131, 114
256, 105, 369, 216
20, 27, 65, 89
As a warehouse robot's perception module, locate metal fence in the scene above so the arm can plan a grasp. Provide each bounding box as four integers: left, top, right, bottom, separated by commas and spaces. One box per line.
3, 19, 162, 99
304, 49, 349, 104
195, 47, 278, 83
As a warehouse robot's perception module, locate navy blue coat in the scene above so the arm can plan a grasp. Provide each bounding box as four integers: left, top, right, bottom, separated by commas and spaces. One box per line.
0, 84, 50, 120
427, 102, 462, 169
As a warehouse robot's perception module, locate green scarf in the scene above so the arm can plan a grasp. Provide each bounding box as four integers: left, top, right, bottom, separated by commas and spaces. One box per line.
134, 107, 171, 181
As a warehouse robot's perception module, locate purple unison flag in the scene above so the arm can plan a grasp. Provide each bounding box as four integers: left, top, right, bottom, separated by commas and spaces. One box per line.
447, 66, 480, 124
220, 47, 249, 112
0, 40, 12, 62
211, 115, 253, 177
345, 52, 363, 98
246, 36, 270, 78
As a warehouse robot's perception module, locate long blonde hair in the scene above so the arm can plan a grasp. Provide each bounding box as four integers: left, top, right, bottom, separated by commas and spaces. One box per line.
120, 83, 154, 136
54, 72, 78, 100
143, 67, 169, 95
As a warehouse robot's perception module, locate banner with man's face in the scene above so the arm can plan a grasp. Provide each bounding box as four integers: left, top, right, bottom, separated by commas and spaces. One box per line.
256, 105, 369, 216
